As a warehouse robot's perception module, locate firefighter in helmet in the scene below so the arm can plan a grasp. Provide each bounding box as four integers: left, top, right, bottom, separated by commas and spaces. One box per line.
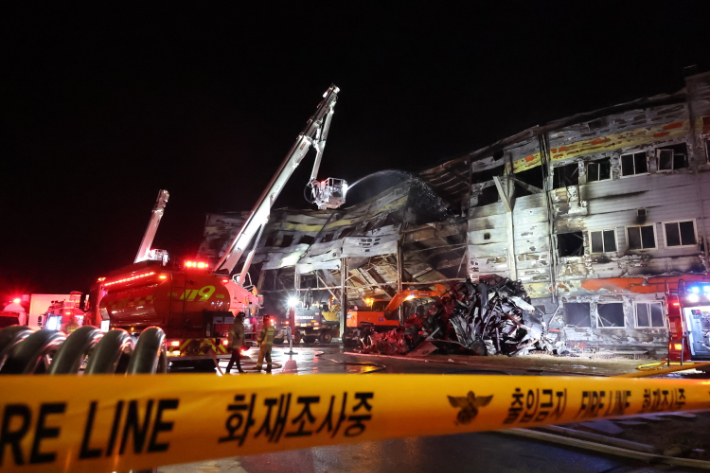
226, 312, 246, 374
256, 315, 275, 373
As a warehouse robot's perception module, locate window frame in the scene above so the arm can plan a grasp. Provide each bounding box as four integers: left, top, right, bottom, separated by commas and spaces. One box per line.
633, 301, 666, 329
625, 224, 658, 251
662, 219, 698, 249
596, 302, 626, 329
588, 229, 617, 254
586, 158, 612, 183
619, 151, 649, 178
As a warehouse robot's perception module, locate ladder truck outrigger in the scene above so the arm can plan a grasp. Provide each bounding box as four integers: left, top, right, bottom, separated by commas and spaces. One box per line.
90, 85, 347, 367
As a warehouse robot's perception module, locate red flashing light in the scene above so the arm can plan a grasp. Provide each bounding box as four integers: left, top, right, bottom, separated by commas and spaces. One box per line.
222, 339, 229, 346
222, 279, 229, 284
185, 260, 208, 269
170, 341, 180, 347
672, 302, 680, 307
159, 274, 167, 280
104, 272, 156, 287
12, 298, 20, 304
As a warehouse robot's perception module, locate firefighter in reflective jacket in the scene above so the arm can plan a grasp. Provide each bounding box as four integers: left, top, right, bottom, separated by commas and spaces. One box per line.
256, 315, 275, 372
226, 312, 246, 374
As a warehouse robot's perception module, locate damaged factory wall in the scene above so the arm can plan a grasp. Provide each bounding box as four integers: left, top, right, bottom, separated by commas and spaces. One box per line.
438, 71, 710, 354
198, 71, 710, 355
197, 179, 461, 315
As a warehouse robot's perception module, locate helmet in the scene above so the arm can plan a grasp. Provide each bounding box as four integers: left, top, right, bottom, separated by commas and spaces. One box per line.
236, 312, 246, 320
263, 314, 271, 322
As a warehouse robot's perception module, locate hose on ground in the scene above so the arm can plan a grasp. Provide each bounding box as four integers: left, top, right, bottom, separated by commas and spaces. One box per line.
0, 326, 167, 375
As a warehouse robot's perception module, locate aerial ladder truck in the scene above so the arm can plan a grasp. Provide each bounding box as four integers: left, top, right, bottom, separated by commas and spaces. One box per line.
91, 85, 347, 366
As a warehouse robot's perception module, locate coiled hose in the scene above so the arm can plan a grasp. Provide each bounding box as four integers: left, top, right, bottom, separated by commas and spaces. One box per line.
0, 326, 167, 375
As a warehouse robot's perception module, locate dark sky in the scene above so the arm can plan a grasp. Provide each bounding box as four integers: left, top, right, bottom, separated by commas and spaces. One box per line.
2, 2, 708, 298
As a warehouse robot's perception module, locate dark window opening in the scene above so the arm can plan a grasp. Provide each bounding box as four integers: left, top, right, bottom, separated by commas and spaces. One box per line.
299, 235, 315, 245
474, 185, 500, 207
664, 221, 696, 247
627, 225, 656, 250
320, 233, 334, 243
586, 158, 611, 182
483, 232, 491, 240
598, 303, 625, 327
590, 229, 616, 253
656, 143, 688, 171
565, 302, 591, 327
706, 140, 710, 162
514, 166, 544, 190
636, 302, 664, 328
471, 165, 505, 184
264, 236, 275, 247
280, 235, 294, 247
621, 152, 647, 176
553, 162, 579, 189
557, 231, 584, 257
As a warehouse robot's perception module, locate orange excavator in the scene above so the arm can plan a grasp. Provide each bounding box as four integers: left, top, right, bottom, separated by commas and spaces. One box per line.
345, 285, 447, 344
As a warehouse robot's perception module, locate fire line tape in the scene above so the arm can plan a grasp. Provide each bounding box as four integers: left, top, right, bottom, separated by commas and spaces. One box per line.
1, 374, 710, 473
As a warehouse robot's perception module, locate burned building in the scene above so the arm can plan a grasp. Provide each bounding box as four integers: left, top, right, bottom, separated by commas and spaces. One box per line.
199, 71, 710, 355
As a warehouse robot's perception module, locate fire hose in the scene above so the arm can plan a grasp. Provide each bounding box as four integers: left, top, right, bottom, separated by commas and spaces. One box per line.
0, 326, 167, 375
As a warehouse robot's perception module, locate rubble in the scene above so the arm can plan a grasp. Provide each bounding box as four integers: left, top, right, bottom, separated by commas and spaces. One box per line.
356, 277, 564, 357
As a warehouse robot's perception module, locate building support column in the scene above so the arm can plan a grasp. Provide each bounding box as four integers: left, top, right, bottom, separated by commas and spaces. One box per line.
396, 236, 405, 325
340, 258, 348, 337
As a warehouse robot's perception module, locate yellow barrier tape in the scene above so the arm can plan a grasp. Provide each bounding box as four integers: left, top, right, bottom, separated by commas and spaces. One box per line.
616, 362, 710, 378
1, 374, 710, 473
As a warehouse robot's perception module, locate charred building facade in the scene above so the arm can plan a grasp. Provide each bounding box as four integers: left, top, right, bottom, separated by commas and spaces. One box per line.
199, 72, 710, 355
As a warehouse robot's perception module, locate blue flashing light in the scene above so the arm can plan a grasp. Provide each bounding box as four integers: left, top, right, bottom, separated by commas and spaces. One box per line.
690, 286, 700, 294
703, 286, 710, 293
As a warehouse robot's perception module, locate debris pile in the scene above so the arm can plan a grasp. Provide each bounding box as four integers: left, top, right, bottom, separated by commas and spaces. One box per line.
356, 277, 562, 357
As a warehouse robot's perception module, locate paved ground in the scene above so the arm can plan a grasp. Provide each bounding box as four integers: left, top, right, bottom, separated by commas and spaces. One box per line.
164, 345, 710, 472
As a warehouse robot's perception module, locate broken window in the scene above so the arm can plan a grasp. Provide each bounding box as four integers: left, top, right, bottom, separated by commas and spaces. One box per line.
597, 303, 625, 328
565, 302, 591, 327
635, 302, 665, 328
338, 227, 355, 239
620, 152, 648, 176
299, 235, 315, 245
280, 234, 294, 247
264, 236, 275, 247
471, 164, 505, 184
589, 229, 616, 253
664, 220, 697, 247
627, 225, 656, 250
656, 143, 688, 171
319, 233, 334, 243
553, 162, 579, 189
586, 158, 611, 182
514, 165, 545, 190
557, 231, 584, 257
473, 185, 500, 207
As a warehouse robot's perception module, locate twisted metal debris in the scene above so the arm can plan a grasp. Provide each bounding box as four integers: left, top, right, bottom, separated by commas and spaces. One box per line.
358, 278, 564, 357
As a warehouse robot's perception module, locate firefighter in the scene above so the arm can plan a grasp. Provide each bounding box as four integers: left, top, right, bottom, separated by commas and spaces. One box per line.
256, 314, 275, 373
226, 312, 246, 374
65, 316, 80, 334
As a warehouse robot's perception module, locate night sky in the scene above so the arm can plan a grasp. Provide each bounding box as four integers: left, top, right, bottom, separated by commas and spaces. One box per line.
2, 2, 708, 298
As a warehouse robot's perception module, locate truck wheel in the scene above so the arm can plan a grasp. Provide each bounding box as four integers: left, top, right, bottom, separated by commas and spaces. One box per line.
273, 337, 285, 345
294, 331, 302, 344
319, 331, 332, 344
304, 335, 318, 344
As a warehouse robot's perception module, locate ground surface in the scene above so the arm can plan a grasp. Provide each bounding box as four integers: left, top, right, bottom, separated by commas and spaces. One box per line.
161, 343, 710, 472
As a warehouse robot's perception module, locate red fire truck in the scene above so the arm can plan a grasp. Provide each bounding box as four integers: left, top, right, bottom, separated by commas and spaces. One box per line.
90, 85, 347, 366
667, 279, 710, 362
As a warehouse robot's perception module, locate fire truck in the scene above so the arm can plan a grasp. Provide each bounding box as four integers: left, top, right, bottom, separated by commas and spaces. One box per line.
91, 85, 347, 366
667, 279, 710, 361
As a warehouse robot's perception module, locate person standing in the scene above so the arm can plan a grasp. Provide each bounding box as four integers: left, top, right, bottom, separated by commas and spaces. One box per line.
226, 312, 246, 374
256, 315, 275, 373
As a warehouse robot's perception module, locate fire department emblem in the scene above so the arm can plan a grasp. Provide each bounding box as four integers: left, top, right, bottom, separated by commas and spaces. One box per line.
447, 391, 493, 424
